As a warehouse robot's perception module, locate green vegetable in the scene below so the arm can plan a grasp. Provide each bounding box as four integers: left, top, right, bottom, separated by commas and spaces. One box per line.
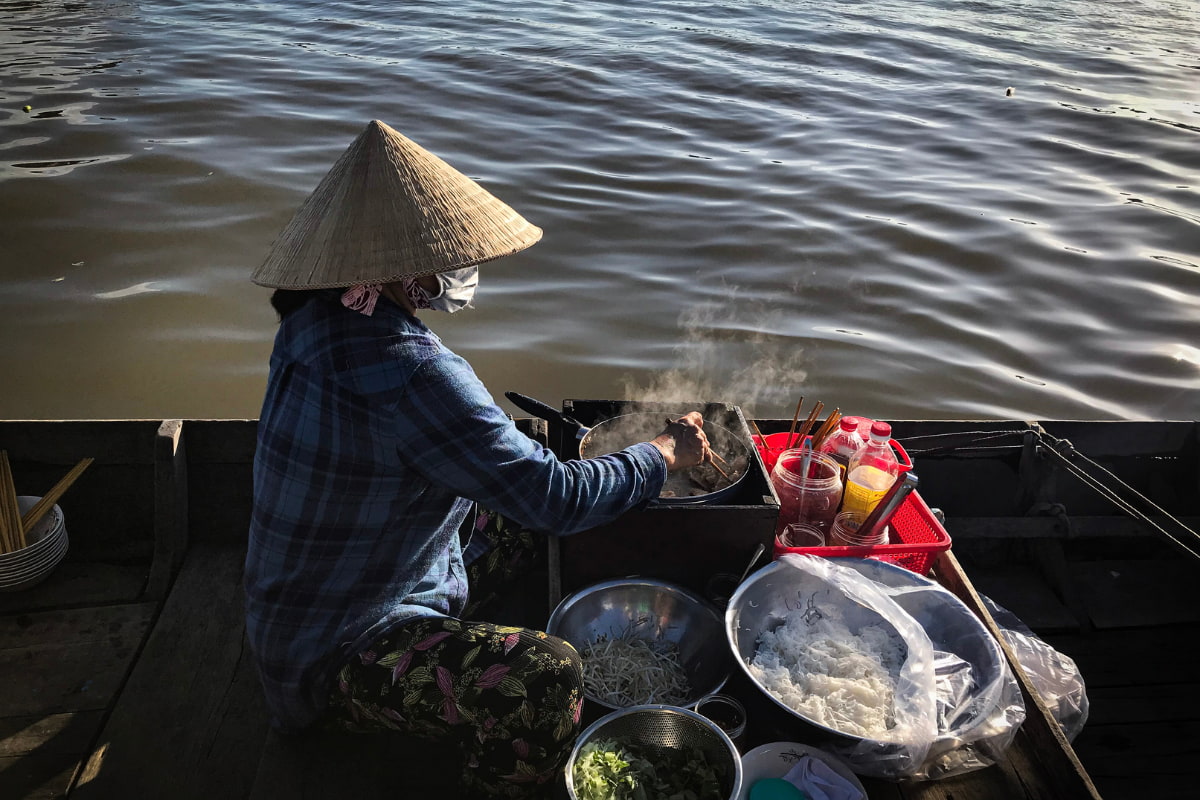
572, 738, 725, 800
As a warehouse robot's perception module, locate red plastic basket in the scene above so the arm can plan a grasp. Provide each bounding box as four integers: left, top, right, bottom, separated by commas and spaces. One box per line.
754, 434, 913, 475
773, 489, 951, 575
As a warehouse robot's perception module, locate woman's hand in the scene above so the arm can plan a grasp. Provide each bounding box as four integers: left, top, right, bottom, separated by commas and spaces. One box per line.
649, 412, 712, 473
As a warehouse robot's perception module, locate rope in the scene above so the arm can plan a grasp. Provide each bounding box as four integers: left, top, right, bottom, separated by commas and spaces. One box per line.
897, 425, 1200, 562
1034, 432, 1200, 562
897, 429, 1027, 457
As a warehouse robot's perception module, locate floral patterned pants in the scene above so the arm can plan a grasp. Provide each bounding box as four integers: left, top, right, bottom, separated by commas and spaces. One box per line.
328, 509, 583, 798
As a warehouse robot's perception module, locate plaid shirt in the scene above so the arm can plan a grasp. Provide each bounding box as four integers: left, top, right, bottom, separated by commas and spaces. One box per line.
245, 291, 666, 732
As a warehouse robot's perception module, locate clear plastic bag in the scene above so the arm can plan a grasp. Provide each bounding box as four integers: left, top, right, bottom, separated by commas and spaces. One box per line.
774, 555, 1026, 780
773, 555, 939, 778
981, 595, 1090, 743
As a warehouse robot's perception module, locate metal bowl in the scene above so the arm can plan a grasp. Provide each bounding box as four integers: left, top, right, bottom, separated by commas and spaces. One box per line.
580, 413, 753, 505
726, 557, 1009, 776
565, 704, 743, 800
547, 578, 732, 712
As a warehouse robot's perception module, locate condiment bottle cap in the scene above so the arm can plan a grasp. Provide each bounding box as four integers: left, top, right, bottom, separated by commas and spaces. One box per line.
870, 421, 892, 438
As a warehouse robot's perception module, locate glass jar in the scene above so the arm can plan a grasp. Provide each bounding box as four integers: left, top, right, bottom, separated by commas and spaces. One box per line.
778, 522, 825, 549
829, 511, 888, 547
693, 693, 747, 751
774, 521, 825, 559
770, 450, 842, 536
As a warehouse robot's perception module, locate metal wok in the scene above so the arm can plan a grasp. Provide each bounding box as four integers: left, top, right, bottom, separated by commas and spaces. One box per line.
504, 392, 751, 505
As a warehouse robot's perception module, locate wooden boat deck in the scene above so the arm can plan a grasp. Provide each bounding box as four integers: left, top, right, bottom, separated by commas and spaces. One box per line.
1, 418, 1196, 799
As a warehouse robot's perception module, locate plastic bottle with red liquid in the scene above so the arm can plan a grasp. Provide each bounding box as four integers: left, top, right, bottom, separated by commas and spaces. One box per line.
818, 416, 866, 479
840, 421, 900, 518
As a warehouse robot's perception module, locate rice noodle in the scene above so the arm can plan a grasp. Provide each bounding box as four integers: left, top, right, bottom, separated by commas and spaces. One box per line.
580, 630, 692, 707
750, 610, 905, 738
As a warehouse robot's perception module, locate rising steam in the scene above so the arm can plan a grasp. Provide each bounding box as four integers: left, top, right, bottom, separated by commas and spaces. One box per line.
618, 292, 811, 420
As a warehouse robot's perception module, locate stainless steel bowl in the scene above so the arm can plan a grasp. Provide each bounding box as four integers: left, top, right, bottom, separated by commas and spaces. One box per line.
565, 704, 743, 800
547, 578, 732, 712
726, 557, 1010, 777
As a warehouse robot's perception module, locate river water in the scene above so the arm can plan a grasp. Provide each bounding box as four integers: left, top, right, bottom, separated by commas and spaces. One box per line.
2, 0, 1197, 422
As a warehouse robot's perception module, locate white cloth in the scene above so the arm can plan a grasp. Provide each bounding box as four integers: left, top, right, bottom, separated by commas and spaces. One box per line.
782, 755, 865, 800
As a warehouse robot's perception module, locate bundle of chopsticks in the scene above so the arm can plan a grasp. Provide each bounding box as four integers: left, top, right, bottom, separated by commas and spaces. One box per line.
783, 397, 843, 452
0, 451, 93, 555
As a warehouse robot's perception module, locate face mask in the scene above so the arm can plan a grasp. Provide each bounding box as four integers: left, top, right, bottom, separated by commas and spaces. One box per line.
421, 267, 478, 313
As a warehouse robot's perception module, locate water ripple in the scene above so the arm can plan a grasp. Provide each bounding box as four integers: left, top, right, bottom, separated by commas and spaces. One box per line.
0, 0, 1197, 421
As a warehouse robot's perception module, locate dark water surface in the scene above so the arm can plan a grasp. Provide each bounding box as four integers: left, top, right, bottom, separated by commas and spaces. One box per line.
2, 0, 1197, 421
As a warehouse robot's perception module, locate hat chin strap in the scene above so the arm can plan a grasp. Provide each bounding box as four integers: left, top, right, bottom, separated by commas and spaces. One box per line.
341, 283, 384, 316
341, 279, 434, 317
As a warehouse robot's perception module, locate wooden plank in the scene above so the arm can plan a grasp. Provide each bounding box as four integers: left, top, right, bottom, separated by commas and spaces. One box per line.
1027, 538, 1092, 635
1069, 719, 1199, 799
1040, 625, 1200, 687
1082, 772, 1194, 800
185, 461, 254, 545
858, 778, 903, 799
0, 603, 154, 650
0, 604, 153, 800
1038, 420, 1197, 458
0, 421, 162, 465
0, 713, 102, 799
249, 729, 456, 799
557, 505, 778, 597
896, 737, 1059, 800
72, 543, 268, 799
1071, 559, 1200, 629
146, 419, 187, 599
0, 751, 78, 800
961, 564, 1080, 632
0, 603, 155, 718
182, 419, 258, 463
0, 638, 132, 716
1084, 682, 1200, 727
943, 515, 1200, 540
0, 563, 147, 615
931, 550, 1102, 800
182, 420, 257, 547
0, 711, 104, 758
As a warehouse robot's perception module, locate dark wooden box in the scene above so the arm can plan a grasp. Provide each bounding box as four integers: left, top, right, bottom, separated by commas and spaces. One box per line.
548, 400, 779, 605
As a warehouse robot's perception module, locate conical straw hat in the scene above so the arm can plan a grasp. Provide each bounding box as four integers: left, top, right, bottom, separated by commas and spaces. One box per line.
252, 120, 542, 289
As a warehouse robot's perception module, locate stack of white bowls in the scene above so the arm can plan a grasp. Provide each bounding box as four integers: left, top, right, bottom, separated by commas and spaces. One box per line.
0, 496, 69, 592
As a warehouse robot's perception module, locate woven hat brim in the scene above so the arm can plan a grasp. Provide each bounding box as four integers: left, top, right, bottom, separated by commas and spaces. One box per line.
252, 120, 543, 289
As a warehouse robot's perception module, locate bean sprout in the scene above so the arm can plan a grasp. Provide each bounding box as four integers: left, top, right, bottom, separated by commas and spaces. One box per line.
580, 622, 692, 707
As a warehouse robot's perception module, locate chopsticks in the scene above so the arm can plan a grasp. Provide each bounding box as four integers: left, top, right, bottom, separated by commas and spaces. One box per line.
810, 408, 842, 451
0, 452, 24, 554
21, 458, 93, 534
666, 415, 734, 486
0, 454, 94, 555
790, 401, 825, 450
779, 398, 844, 451
785, 397, 805, 449
707, 455, 733, 485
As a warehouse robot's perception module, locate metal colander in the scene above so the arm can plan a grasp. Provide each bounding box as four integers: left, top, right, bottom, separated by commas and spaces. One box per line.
564, 704, 743, 799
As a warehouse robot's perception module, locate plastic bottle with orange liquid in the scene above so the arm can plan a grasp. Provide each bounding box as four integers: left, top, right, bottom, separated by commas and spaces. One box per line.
840, 421, 900, 518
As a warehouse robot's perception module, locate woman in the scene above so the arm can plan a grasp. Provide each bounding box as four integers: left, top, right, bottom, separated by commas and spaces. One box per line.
245, 120, 712, 797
